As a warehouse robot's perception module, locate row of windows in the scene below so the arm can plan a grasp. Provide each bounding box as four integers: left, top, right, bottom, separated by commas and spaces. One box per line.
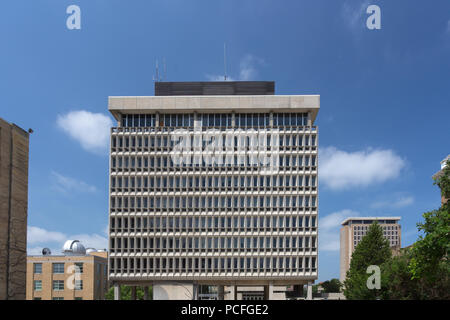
33, 263, 84, 274
112, 134, 317, 149
110, 256, 317, 274
33, 280, 83, 291
120, 113, 310, 128
354, 225, 399, 230
111, 175, 317, 190
110, 195, 318, 210
110, 236, 317, 252
110, 215, 317, 231
111, 155, 317, 172
33, 263, 108, 275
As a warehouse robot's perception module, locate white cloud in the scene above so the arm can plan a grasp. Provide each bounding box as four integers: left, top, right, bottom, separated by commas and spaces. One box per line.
320, 147, 406, 190
447, 20, 450, 34
341, 0, 370, 31
28, 226, 66, 244
70, 233, 108, 250
206, 54, 265, 81
239, 54, 265, 81
320, 210, 360, 251
51, 171, 97, 194
57, 110, 113, 154
371, 195, 414, 209
27, 226, 108, 254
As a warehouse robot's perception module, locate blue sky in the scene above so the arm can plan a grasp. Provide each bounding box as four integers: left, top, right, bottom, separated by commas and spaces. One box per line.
1, 0, 449, 282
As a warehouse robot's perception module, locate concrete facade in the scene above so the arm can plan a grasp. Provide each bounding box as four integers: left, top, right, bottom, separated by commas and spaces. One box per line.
339, 217, 401, 282
26, 253, 109, 300
0, 118, 29, 300
107, 82, 320, 299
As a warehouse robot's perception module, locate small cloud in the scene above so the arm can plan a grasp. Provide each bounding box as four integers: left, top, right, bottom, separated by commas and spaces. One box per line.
320, 209, 360, 251
57, 110, 113, 154
205, 54, 265, 81
447, 20, 450, 34
341, 0, 370, 32
371, 195, 414, 209
239, 54, 265, 81
51, 171, 97, 194
320, 147, 406, 191
28, 226, 66, 244
70, 233, 108, 250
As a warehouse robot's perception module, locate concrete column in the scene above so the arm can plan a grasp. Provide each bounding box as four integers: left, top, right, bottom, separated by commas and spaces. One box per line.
269, 111, 273, 127
226, 285, 236, 300
268, 282, 274, 300
114, 283, 121, 300
218, 285, 224, 300
192, 283, 198, 300
306, 283, 313, 300
131, 286, 137, 300
307, 112, 312, 126
144, 286, 149, 300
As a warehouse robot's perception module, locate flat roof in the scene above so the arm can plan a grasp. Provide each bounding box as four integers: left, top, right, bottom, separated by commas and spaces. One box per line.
108, 95, 320, 123
341, 217, 401, 226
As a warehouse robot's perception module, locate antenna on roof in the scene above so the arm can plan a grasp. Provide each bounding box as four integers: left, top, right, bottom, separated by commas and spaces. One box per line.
224, 43, 227, 81
153, 60, 161, 82
163, 57, 167, 81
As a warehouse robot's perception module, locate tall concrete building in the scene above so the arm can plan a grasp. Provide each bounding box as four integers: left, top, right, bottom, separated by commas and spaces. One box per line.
108, 81, 320, 299
26, 240, 109, 300
340, 217, 401, 282
0, 118, 30, 300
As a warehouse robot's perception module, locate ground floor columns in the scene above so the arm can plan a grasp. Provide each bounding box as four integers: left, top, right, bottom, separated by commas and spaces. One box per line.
218, 285, 225, 300
114, 283, 121, 300
306, 283, 313, 300
263, 282, 274, 300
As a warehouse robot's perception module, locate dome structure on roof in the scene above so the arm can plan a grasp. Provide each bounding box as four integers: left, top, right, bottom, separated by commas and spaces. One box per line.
86, 248, 97, 254
62, 240, 86, 256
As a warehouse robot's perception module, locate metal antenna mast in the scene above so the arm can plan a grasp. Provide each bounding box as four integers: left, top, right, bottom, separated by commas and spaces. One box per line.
153, 59, 161, 82
224, 43, 227, 81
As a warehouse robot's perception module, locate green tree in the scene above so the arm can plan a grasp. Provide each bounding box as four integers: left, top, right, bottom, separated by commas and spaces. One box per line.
380, 248, 420, 300
321, 278, 342, 293
434, 160, 450, 201
105, 285, 152, 300
379, 160, 450, 300
343, 221, 391, 299
407, 203, 450, 299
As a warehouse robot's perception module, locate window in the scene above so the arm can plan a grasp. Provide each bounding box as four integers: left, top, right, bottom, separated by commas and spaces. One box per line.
53, 263, 64, 274
75, 280, 83, 290
74, 297, 83, 300
52, 297, 64, 300
33, 280, 42, 291
34, 263, 42, 274
53, 280, 64, 291
75, 263, 83, 273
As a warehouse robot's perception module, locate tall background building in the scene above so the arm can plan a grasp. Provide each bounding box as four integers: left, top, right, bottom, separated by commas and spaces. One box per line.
340, 217, 401, 282
0, 118, 29, 300
108, 81, 320, 299
26, 240, 109, 300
